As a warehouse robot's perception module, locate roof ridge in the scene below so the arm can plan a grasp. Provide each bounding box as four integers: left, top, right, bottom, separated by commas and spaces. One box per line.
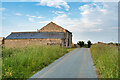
11, 31, 37, 33
50, 22, 67, 30
39, 22, 68, 32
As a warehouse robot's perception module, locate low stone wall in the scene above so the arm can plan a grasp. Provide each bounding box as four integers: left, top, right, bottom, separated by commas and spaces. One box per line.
4, 39, 62, 48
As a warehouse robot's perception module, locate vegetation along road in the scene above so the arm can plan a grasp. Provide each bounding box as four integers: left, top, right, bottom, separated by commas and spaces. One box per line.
31, 48, 97, 78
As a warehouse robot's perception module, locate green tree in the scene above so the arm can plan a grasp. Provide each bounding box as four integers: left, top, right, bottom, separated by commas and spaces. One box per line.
77, 41, 84, 47
87, 40, 92, 48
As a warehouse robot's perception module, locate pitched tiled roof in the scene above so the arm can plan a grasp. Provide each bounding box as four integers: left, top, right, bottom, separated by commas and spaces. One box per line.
5, 32, 64, 39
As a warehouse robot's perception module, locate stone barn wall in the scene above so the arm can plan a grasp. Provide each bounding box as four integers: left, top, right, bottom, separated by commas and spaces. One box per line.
4, 39, 62, 48
4, 22, 72, 48
38, 22, 66, 32
38, 22, 72, 48
64, 31, 72, 48
0, 37, 4, 46
0, 40, 2, 45
69, 33, 72, 48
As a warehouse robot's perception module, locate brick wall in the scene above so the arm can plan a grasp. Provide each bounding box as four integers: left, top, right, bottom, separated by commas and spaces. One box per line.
4, 39, 62, 48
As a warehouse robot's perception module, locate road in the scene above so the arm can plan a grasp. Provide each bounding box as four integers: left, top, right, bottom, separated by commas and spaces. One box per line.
31, 48, 97, 78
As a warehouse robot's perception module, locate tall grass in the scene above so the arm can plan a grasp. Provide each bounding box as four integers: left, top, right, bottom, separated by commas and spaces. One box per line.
0, 46, 2, 80
2, 45, 74, 79
90, 44, 118, 78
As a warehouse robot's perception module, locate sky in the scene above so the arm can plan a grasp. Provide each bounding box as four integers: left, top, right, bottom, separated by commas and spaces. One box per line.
0, 0, 118, 44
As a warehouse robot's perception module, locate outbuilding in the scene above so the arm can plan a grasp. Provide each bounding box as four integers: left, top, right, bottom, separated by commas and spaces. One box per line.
4, 22, 72, 48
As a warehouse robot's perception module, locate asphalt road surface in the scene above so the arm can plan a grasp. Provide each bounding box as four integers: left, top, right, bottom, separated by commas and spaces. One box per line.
31, 48, 97, 78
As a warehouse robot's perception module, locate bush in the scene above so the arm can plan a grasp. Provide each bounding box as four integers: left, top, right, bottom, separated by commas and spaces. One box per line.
77, 41, 84, 47
90, 44, 118, 78
87, 40, 92, 48
2, 45, 73, 78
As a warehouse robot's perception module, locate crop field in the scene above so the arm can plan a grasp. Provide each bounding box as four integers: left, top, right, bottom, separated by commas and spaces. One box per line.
1, 45, 74, 79
90, 44, 119, 78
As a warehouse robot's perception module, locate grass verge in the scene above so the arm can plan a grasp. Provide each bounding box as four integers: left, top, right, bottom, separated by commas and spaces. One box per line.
90, 44, 118, 78
2, 45, 75, 79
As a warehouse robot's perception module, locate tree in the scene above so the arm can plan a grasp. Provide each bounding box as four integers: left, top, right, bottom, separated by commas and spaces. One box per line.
87, 40, 92, 48
81, 41, 84, 47
77, 41, 84, 47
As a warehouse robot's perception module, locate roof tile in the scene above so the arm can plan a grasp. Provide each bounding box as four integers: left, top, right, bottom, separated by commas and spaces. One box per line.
5, 32, 64, 39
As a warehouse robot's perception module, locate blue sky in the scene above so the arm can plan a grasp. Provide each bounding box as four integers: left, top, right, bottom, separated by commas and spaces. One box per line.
1, 0, 118, 43
1, 0, 119, 2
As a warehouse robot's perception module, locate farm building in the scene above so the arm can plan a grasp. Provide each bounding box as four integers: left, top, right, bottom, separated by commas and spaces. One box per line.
0, 37, 4, 46
4, 22, 72, 48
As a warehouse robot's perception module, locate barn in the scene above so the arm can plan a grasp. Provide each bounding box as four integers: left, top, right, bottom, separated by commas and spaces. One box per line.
0, 37, 4, 46
4, 22, 72, 48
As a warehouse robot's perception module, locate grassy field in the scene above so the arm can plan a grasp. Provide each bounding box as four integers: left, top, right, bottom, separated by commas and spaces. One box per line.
90, 44, 118, 78
2, 45, 75, 79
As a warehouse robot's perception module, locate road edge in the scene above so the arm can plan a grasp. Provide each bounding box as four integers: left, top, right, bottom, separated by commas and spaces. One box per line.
29, 48, 78, 79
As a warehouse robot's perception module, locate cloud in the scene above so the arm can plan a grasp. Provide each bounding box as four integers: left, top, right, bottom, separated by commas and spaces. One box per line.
26, 14, 44, 22
36, 0, 70, 11
28, 17, 34, 22
15, 13, 22, 16
37, 16, 44, 19
37, 13, 104, 33
38, 21, 50, 24
38, 3, 117, 33
26, 14, 43, 19
78, 3, 118, 29
52, 11, 65, 15
0, 8, 6, 11
31, 16, 36, 18
26, 14, 30, 16
37, 2, 117, 43
52, 13, 103, 33
26, 14, 36, 17
93, 0, 119, 2
89, 29, 103, 32
1, 0, 119, 2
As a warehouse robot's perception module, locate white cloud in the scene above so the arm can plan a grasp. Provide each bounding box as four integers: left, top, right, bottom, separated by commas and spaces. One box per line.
89, 29, 103, 32
80, 3, 117, 29
26, 14, 30, 16
26, 14, 36, 18
93, 0, 119, 2
0, 8, 6, 11
26, 14, 35, 22
38, 3, 117, 33
36, 0, 70, 11
28, 17, 34, 22
37, 16, 44, 19
52, 13, 103, 33
52, 11, 65, 15
38, 13, 103, 33
37, 3, 117, 43
38, 21, 50, 24
1, 0, 119, 2
26, 14, 44, 22
26, 14, 43, 19
31, 16, 36, 18
15, 13, 22, 16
